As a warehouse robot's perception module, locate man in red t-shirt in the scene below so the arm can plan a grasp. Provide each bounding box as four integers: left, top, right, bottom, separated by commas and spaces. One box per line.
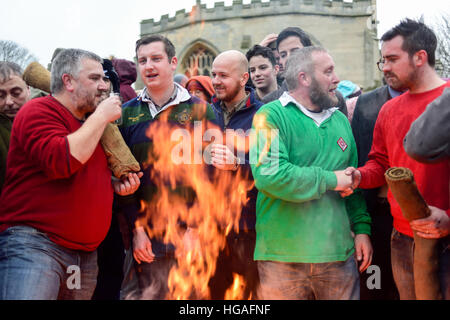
0, 49, 142, 300
344, 19, 450, 299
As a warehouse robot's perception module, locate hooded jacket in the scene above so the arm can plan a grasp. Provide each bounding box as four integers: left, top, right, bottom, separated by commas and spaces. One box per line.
112, 59, 137, 103
185, 76, 215, 102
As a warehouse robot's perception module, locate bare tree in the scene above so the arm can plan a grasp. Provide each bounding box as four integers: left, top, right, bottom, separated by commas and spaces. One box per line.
431, 13, 450, 78
0, 40, 38, 70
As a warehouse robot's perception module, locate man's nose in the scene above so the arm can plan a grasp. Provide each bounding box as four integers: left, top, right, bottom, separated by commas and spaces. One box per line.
98, 78, 108, 91
5, 94, 14, 106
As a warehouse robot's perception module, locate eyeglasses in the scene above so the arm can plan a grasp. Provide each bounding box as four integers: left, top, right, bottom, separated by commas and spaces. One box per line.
377, 59, 385, 72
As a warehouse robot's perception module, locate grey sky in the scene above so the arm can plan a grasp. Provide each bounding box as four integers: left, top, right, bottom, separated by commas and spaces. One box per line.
1, 0, 449, 67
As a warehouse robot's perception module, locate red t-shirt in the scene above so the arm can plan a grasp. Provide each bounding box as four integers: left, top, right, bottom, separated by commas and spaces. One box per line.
0, 96, 113, 251
359, 82, 450, 237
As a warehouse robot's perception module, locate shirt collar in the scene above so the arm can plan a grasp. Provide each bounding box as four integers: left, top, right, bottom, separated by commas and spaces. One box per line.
138, 83, 191, 118
279, 91, 337, 126
388, 85, 404, 98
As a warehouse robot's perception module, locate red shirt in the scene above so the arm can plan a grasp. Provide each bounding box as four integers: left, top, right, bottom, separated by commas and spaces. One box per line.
0, 96, 113, 251
359, 82, 450, 237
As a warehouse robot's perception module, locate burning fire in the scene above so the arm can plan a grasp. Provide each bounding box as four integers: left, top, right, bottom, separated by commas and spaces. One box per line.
224, 273, 249, 300
140, 110, 253, 299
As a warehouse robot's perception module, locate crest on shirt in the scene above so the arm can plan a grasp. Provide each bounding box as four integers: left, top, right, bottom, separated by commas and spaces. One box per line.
176, 109, 192, 125
337, 137, 348, 151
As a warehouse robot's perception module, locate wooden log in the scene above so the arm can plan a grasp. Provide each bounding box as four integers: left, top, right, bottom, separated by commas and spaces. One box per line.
385, 167, 441, 300
22, 61, 140, 179
101, 123, 140, 179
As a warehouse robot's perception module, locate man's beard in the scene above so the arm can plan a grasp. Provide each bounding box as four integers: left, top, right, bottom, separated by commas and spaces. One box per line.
384, 63, 418, 92
215, 83, 242, 104
309, 76, 338, 111
74, 86, 103, 115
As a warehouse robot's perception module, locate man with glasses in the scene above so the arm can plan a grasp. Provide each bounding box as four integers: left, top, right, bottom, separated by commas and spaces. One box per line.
346, 19, 450, 300
350, 58, 406, 301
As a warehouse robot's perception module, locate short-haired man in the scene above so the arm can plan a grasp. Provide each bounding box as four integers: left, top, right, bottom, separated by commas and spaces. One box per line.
251, 47, 372, 300
246, 45, 279, 101
345, 19, 450, 299
0, 49, 142, 300
119, 35, 216, 299
0, 62, 31, 194
261, 27, 312, 104
208, 50, 263, 299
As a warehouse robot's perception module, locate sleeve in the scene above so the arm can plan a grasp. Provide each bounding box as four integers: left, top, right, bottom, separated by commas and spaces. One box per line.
117, 114, 143, 229
404, 88, 450, 163
250, 106, 337, 203
358, 104, 390, 189
14, 102, 83, 179
345, 132, 371, 235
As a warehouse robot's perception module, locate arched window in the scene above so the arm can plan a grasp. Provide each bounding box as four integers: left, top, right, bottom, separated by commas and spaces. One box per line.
180, 42, 217, 78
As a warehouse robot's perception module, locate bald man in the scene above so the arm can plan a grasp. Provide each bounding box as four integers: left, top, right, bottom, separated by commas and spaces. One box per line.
208, 50, 263, 299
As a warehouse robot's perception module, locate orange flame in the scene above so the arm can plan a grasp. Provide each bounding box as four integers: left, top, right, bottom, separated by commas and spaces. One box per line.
142, 109, 253, 299
224, 273, 249, 300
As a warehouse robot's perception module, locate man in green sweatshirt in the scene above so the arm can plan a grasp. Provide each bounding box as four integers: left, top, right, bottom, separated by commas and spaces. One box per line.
250, 46, 372, 300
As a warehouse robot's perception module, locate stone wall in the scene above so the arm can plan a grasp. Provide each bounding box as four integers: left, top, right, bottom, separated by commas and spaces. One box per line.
138, 0, 380, 90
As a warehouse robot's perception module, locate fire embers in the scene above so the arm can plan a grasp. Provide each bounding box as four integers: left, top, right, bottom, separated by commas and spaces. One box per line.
140, 110, 253, 299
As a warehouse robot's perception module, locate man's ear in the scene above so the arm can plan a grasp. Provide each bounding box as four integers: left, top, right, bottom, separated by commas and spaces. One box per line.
171, 56, 178, 71
61, 74, 75, 92
274, 64, 280, 74
298, 72, 310, 87
414, 50, 428, 68
241, 72, 249, 86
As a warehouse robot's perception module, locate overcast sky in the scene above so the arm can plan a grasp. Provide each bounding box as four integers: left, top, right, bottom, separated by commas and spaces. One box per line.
1, 0, 449, 67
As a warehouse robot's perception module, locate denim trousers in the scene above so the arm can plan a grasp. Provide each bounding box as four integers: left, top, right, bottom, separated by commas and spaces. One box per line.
257, 256, 360, 300
390, 229, 450, 300
0, 225, 98, 300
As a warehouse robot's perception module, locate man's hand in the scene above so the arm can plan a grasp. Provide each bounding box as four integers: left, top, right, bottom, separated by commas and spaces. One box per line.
337, 167, 362, 197
259, 33, 278, 47
182, 228, 202, 261
410, 206, 450, 239
354, 234, 373, 273
94, 95, 122, 123
210, 144, 239, 171
113, 172, 143, 196
344, 167, 361, 190
334, 170, 353, 191
132, 227, 155, 264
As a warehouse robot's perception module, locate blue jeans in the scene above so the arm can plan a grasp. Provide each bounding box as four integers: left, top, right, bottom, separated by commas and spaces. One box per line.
0, 225, 98, 300
257, 256, 360, 300
390, 229, 450, 300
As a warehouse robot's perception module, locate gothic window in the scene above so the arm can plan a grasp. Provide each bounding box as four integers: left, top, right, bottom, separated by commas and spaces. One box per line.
182, 44, 216, 78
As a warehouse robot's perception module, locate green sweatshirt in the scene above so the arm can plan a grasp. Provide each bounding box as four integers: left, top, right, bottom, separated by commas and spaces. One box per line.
250, 97, 371, 263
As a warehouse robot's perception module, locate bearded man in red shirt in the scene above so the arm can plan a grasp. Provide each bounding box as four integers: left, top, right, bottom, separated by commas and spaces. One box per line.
0, 49, 142, 300
345, 19, 450, 300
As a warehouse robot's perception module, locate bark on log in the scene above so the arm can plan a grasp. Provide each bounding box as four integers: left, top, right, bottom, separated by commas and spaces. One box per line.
101, 123, 140, 179
385, 167, 441, 300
